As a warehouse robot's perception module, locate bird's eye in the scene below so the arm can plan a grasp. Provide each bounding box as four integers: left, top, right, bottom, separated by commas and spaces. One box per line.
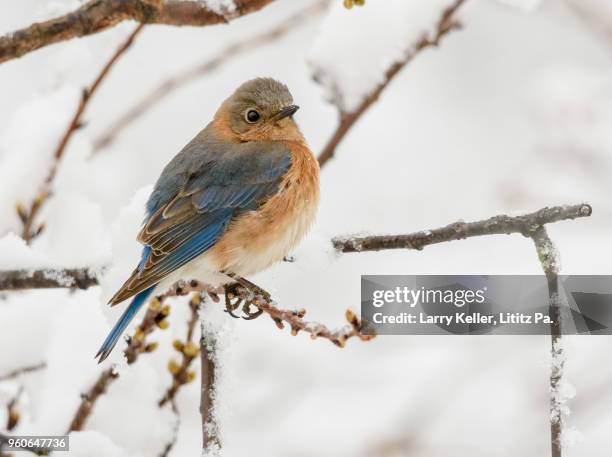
245, 110, 261, 123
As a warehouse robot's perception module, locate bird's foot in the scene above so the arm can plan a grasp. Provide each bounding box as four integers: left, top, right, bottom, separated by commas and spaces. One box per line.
241, 300, 263, 320
222, 273, 270, 320
222, 271, 271, 301
223, 283, 242, 319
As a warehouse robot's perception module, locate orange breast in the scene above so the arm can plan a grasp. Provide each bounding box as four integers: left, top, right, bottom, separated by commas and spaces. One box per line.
208, 140, 320, 276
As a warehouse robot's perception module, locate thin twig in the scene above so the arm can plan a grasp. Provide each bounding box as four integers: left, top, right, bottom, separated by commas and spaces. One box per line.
159, 293, 201, 407
158, 279, 374, 348
67, 295, 170, 431
200, 319, 221, 454
5, 386, 23, 431
0, 0, 279, 65
0, 362, 46, 382
93, 0, 329, 152
17, 24, 144, 244
530, 226, 563, 457
317, 0, 467, 167
50, 23, 144, 171
332, 204, 592, 253
159, 401, 180, 457
67, 367, 118, 432
254, 300, 373, 347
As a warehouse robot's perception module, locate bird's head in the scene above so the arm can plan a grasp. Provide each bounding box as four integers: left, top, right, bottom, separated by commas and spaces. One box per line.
213, 78, 304, 143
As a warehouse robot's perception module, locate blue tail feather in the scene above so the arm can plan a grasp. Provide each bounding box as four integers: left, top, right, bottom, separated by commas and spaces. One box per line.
96, 287, 154, 363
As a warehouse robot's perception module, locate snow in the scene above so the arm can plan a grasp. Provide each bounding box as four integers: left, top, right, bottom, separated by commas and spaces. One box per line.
67, 431, 127, 457
495, 0, 542, 12
1, 0, 611, 456
201, 0, 236, 17
309, 0, 460, 113
0, 86, 80, 235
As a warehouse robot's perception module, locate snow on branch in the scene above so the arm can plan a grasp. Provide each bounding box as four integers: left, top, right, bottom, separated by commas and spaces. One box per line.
332, 203, 588, 457
16, 24, 144, 244
332, 204, 592, 253
312, 0, 467, 166
0, 268, 99, 290
0, 0, 278, 65
530, 225, 564, 457
0, 204, 593, 291
200, 319, 221, 454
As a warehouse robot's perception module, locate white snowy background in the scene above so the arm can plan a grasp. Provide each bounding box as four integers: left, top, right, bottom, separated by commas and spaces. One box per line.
1, 0, 611, 456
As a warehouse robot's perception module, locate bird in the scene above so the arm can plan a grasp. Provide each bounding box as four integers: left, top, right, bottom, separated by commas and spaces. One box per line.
96, 77, 320, 363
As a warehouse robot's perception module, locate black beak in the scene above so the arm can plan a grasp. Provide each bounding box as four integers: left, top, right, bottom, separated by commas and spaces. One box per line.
276, 104, 299, 120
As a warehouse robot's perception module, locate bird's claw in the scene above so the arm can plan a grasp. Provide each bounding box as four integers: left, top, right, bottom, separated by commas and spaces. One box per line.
241, 300, 263, 320
223, 280, 264, 320
223, 284, 242, 319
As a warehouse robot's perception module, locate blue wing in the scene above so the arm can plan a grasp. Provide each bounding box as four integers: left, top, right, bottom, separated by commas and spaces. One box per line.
109, 141, 291, 305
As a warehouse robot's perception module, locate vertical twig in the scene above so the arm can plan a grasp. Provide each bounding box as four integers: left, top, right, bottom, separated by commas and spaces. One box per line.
159, 293, 201, 407
5, 386, 24, 431
158, 401, 180, 457
530, 226, 563, 457
200, 320, 220, 455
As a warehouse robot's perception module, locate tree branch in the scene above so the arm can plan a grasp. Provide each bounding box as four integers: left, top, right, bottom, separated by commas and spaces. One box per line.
5, 386, 23, 431
332, 204, 592, 253
0, 268, 99, 290
67, 294, 170, 431
317, 0, 467, 167
17, 23, 144, 244
159, 293, 201, 407
0, 362, 46, 382
158, 279, 374, 348
67, 367, 118, 432
200, 319, 221, 454
92, 0, 328, 152
0, 204, 593, 291
531, 226, 564, 457
0, 0, 278, 65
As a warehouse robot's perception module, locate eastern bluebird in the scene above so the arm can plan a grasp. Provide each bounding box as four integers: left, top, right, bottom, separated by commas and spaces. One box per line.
96, 78, 320, 362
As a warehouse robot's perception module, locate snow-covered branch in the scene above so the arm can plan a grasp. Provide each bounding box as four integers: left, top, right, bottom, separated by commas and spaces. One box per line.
0, 0, 278, 65
200, 321, 221, 454
333, 203, 586, 457
17, 24, 144, 244
315, 0, 467, 167
0, 268, 99, 290
531, 226, 564, 457
332, 204, 592, 253
0, 204, 593, 291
